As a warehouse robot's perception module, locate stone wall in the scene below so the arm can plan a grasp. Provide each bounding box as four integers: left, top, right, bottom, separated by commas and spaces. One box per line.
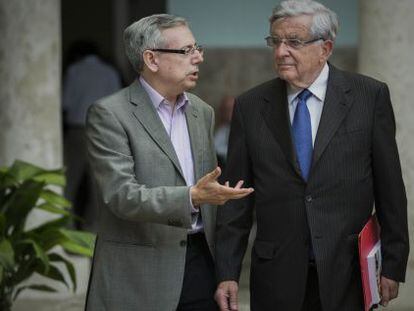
359, 1, 414, 309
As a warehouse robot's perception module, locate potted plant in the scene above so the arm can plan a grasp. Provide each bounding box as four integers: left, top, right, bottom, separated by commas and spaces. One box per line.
0, 160, 95, 311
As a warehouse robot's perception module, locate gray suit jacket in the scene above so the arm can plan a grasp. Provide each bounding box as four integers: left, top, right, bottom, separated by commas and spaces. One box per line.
215, 65, 409, 311
85, 80, 217, 311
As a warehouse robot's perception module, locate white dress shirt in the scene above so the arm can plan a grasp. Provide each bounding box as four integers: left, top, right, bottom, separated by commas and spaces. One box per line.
287, 63, 329, 146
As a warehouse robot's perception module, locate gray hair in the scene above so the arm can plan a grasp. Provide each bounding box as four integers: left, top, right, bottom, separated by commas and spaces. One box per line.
124, 14, 188, 73
269, 0, 338, 41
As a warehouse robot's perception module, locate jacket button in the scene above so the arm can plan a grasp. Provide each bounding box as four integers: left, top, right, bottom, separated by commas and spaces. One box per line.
305, 195, 312, 203
180, 240, 187, 247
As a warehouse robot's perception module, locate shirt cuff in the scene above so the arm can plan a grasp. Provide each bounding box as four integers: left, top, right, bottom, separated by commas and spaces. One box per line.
189, 186, 199, 212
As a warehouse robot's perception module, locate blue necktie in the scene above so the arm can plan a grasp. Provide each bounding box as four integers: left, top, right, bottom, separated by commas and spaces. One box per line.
292, 89, 313, 181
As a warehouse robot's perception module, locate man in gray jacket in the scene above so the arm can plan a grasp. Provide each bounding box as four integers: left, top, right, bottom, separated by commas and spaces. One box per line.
85, 14, 253, 311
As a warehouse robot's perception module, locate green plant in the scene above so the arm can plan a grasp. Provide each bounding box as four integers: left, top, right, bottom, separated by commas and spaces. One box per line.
0, 160, 95, 310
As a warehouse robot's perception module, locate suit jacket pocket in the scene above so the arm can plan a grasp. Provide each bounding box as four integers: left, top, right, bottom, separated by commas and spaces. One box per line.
334, 127, 366, 138
102, 238, 154, 248
254, 240, 276, 259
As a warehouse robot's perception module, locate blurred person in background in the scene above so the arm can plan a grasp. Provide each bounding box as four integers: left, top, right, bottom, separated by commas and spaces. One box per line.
62, 40, 122, 231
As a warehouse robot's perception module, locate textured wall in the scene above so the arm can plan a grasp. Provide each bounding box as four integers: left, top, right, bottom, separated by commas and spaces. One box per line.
0, 0, 62, 168
359, 0, 414, 309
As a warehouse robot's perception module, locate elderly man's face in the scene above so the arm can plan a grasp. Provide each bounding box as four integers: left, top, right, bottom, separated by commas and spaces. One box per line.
271, 15, 332, 88
155, 25, 203, 98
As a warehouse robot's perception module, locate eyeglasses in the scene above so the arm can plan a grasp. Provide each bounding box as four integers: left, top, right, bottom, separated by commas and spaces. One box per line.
150, 43, 204, 56
265, 36, 324, 49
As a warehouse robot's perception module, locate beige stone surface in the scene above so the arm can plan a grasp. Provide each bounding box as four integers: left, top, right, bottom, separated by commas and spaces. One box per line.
359, 0, 414, 309
0, 0, 62, 169
0, 0, 91, 309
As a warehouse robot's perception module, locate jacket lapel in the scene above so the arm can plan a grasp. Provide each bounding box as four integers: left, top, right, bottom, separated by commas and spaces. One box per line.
129, 80, 186, 181
312, 65, 354, 169
261, 79, 302, 177
185, 101, 203, 182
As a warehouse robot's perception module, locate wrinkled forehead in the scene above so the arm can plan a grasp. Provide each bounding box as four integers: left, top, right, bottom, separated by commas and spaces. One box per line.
270, 15, 313, 37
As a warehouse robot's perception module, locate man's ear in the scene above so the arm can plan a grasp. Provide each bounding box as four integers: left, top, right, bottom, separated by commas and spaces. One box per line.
143, 50, 159, 72
321, 40, 334, 61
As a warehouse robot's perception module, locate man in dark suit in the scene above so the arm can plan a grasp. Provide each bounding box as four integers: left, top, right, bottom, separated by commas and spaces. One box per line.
214, 1, 409, 310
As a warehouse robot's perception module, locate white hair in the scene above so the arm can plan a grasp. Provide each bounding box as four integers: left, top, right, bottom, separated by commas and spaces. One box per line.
269, 0, 339, 41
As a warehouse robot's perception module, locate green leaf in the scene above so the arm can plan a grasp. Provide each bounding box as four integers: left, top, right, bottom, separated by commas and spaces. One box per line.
0, 170, 17, 191
29, 216, 71, 234
10, 259, 39, 285
7, 160, 45, 182
17, 239, 49, 273
0, 265, 3, 283
33, 172, 65, 187
49, 253, 77, 291
36, 203, 72, 217
3, 180, 44, 234
7, 160, 63, 182
0, 238, 15, 269
35, 264, 69, 289
27, 229, 66, 251
40, 190, 71, 209
13, 284, 57, 300
0, 213, 5, 238
61, 241, 94, 257
59, 228, 95, 257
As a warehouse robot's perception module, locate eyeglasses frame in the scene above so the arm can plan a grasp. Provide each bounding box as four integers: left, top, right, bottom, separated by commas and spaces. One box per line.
265, 36, 325, 49
149, 44, 204, 55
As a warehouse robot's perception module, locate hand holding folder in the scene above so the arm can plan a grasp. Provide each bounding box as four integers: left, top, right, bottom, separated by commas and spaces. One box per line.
358, 214, 400, 310
358, 214, 381, 311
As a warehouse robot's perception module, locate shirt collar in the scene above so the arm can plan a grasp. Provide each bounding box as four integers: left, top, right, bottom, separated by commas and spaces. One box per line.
287, 63, 329, 105
139, 76, 189, 110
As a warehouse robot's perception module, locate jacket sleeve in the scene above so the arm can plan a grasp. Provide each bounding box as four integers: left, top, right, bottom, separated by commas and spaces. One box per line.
372, 83, 409, 282
215, 101, 255, 282
85, 103, 193, 228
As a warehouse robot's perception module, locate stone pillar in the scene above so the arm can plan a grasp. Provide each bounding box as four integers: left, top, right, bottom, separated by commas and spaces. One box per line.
0, 0, 62, 168
359, 1, 414, 309
0, 1, 89, 310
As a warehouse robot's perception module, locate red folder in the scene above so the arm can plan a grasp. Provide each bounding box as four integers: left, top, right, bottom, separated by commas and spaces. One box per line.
358, 214, 381, 311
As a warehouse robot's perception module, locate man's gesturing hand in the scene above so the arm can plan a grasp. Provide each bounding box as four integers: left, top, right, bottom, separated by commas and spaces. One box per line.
215, 281, 239, 311
190, 167, 253, 206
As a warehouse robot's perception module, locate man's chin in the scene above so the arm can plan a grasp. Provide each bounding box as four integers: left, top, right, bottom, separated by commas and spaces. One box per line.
184, 81, 197, 91
277, 71, 291, 81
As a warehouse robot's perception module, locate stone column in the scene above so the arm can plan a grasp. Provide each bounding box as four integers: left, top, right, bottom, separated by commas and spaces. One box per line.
0, 1, 89, 310
359, 1, 414, 309
0, 0, 62, 168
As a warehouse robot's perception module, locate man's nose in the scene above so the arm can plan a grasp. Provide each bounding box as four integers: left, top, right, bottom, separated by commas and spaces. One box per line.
192, 50, 204, 64
274, 41, 290, 58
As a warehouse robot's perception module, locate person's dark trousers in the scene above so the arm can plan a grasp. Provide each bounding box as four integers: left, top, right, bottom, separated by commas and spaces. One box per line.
177, 232, 218, 311
302, 262, 323, 311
